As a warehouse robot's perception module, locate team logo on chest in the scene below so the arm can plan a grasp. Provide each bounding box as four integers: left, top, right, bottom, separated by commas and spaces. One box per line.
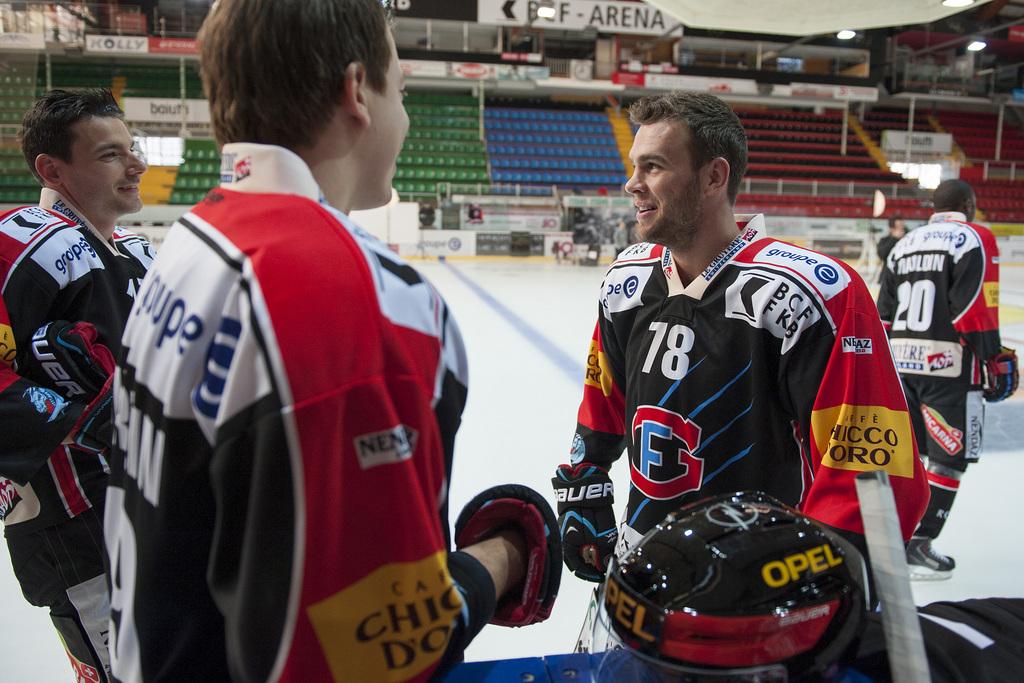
724, 269, 822, 353
630, 405, 703, 500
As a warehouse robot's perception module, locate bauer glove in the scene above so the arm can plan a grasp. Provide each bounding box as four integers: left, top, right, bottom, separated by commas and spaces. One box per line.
19, 321, 115, 453
551, 463, 617, 582
982, 346, 1019, 403
455, 484, 561, 627
19, 320, 114, 399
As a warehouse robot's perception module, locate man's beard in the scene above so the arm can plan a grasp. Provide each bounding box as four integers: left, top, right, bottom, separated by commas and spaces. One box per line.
640, 176, 703, 253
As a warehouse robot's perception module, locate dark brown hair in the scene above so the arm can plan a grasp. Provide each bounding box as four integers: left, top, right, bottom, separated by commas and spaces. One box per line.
19, 89, 124, 182
198, 0, 392, 149
630, 91, 748, 204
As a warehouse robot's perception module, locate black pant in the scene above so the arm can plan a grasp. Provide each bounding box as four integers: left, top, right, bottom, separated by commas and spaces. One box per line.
6, 506, 111, 682
903, 376, 984, 539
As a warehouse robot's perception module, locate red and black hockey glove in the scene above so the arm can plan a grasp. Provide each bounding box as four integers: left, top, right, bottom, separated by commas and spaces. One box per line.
982, 346, 1019, 403
551, 463, 617, 583
66, 378, 114, 454
19, 320, 114, 399
455, 484, 561, 627
19, 320, 115, 453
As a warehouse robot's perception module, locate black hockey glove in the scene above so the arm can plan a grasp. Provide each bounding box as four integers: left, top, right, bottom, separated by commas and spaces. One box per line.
18, 321, 115, 453
455, 484, 561, 627
982, 346, 1019, 403
551, 463, 617, 583
18, 320, 114, 399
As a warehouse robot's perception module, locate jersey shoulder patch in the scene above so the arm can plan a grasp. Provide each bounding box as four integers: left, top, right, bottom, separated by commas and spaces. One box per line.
613, 242, 663, 264
601, 260, 655, 316
744, 239, 851, 301
896, 222, 979, 262
112, 227, 156, 269
0, 206, 73, 247
0, 207, 100, 287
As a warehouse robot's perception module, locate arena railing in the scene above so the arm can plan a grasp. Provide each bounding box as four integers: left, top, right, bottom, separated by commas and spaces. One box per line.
0, 2, 145, 42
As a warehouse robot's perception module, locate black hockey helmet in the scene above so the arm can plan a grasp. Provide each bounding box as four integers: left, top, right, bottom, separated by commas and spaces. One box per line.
594, 491, 867, 682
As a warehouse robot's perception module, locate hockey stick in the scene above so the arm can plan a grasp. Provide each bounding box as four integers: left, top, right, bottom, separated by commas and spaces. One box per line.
854, 471, 931, 683
574, 586, 600, 653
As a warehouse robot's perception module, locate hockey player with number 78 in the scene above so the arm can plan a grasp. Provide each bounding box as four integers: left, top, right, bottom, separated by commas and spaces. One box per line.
553, 91, 930, 593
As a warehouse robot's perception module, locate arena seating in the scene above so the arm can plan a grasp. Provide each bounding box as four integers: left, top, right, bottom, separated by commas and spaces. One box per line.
735, 191, 930, 220
0, 146, 38, 204
6, 76, 1019, 222
0, 74, 33, 127
0, 74, 39, 204
858, 107, 934, 144
938, 110, 1024, 162
169, 139, 220, 205
735, 109, 905, 185
393, 93, 489, 196
966, 179, 1024, 222
43, 60, 203, 99
485, 105, 626, 192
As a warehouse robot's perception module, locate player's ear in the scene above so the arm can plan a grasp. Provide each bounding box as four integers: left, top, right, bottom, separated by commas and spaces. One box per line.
34, 154, 62, 187
704, 157, 731, 198
339, 62, 371, 129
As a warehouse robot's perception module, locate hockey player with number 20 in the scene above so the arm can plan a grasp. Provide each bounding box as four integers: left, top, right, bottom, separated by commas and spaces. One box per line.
877, 179, 1018, 580
553, 91, 929, 588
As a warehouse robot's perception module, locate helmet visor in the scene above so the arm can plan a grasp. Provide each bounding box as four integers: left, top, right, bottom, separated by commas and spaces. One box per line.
591, 587, 789, 682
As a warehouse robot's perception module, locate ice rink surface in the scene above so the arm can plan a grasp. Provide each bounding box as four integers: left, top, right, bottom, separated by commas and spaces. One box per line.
3, 258, 1023, 681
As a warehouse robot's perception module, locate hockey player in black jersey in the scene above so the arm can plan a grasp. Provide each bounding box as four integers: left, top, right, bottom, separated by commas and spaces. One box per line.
553, 91, 928, 588
877, 179, 1018, 580
0, 90, 152, 682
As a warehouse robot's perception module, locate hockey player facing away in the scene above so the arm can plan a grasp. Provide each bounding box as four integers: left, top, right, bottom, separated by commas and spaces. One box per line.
877, 179, 1018, 580
553, 91, 929, 585
0, 89, 152, 682
104, 1, 560, 681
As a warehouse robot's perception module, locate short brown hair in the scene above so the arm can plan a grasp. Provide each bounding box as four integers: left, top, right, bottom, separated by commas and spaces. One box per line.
20, 89, 124, 182
630, 92, 748, 204
198, 0, 391, 150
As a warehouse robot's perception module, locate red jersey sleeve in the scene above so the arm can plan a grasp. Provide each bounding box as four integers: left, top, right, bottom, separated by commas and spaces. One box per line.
793, 272, 929, 541
0, 224, 85, 483
952, 223, 1002, 361
569, 312, 628, 469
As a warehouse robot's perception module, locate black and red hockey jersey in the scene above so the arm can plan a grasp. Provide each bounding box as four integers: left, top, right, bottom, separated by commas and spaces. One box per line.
105, 144, 487, 682
0, 189, 153, 535
570, 217, 929, 553
877, 211, 1002, 387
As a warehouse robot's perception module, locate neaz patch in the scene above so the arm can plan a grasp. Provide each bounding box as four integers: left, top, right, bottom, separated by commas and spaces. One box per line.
841, 337, 872, 354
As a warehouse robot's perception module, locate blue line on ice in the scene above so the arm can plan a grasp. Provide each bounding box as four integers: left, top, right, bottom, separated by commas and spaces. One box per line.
443, 261, 584, 385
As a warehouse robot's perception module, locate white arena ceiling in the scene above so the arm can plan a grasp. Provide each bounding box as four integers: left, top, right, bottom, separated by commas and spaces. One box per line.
640, 0, 993, 36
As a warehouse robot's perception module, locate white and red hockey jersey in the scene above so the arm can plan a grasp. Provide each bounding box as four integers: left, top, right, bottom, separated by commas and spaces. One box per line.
105, 144, 490, 683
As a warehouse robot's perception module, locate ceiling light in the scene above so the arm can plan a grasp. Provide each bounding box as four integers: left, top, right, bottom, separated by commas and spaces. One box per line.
836, 29, 856, 40
536, 1, 556, 18
941, 0, 974, 7
967, 39, 987, 52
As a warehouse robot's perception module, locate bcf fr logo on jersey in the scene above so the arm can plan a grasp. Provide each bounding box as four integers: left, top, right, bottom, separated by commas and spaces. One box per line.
630, 405, 703, 500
